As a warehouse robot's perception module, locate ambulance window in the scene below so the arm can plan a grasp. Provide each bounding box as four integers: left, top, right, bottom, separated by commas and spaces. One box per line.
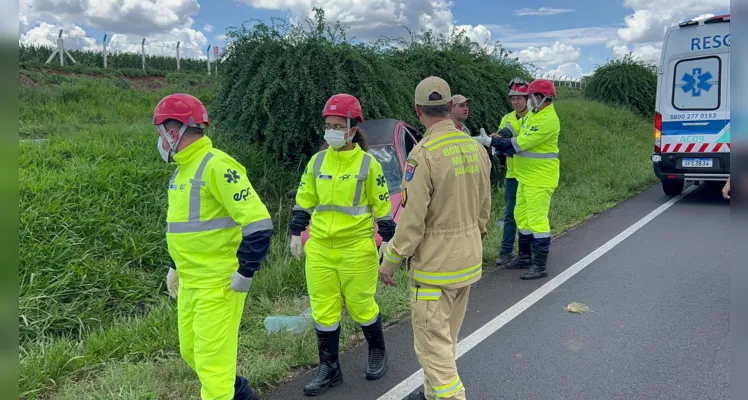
672, 56, 721, 111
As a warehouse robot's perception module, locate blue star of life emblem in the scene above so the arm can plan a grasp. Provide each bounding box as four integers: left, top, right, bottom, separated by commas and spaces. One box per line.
681, 68, 713, 97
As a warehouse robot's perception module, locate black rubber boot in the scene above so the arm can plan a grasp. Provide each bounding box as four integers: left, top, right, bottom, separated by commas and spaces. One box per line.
495, 251, 516, 267
521, 251, 549, 280
408, 391, 427, 400
303, 327, 343, 396
361, 313, 387, 380
505, 233, 532, 269
233, 376, 259, 400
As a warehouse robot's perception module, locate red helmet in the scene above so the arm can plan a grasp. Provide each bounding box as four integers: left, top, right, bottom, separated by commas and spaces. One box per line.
323, 94, 363, 123
527, 79, 556, 97
153, 93, 210, 128
508, 78, 530, 96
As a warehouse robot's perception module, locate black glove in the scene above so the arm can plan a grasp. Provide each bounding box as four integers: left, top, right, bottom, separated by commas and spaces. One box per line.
498, 127, 513, 138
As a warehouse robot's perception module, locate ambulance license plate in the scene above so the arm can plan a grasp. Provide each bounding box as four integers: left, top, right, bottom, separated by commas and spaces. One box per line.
682, 158, 713, 168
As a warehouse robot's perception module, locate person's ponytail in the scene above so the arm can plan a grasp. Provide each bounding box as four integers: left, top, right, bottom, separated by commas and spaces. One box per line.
352, 127, 369, 152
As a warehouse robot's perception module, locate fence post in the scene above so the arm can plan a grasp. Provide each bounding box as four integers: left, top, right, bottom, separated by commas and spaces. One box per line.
206, 45, 212, 75
45, 29, 76, 66
176, 41, 181, 71
141, 38, 146, 71
102, 34, 108, 68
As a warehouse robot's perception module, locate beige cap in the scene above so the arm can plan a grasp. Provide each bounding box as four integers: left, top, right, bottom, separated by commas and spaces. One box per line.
415, 76, 452, 106
451, 94, 471, 104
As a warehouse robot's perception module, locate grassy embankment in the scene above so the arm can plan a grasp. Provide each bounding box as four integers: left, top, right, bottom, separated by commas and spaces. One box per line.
19, 70, 657, 399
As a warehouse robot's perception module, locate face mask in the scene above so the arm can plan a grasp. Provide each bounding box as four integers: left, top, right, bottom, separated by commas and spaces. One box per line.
324, 129, 349, 149
528, 96, 537, 111
157, 136, 171, 163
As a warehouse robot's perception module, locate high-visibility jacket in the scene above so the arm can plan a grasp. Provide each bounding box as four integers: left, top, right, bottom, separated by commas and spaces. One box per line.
510, 104, 560, 188
381, 120, 492, 289
293, 144, 393, 248
497, 110, 532, 179
166, 136, 273, 289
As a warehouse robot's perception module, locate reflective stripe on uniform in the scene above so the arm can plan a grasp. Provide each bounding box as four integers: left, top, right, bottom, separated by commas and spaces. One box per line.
519, 229, 533, 235
511, 137, 558, 159
293, 204, 313, 214
413, 263, 482, 285
189, 152, 214, 220
424, 132, 475, 151
352, 153, 371, 206
533, 232, 551, 239
242, 218, 274, 236
410, 286, 441, 300
313, 150, 327, 177
434, 377, 464, 398
384, 246, 402, 264
375, 215, 393, 223
315, 321, 340, 332
314, 204, 371, 216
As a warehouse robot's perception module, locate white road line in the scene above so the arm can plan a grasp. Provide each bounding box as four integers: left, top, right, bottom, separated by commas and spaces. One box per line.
378, 185, 696, 400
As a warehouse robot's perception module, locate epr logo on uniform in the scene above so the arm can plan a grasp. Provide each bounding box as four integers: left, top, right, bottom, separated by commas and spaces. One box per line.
691, 34, 730, 51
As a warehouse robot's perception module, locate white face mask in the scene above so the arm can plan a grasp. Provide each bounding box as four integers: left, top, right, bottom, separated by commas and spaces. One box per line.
324, 129, 349, 149
157, 136, 171, 163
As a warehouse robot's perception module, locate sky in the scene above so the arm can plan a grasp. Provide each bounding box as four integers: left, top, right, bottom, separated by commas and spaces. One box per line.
16, 0, 731, 78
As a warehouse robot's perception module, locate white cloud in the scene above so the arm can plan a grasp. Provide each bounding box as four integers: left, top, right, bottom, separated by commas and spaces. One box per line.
454, 24, 492, 45
613, 43, 662, 62
514, 7, 575, 16
516, 41, 582, 67
18, 0, 209, 59
203, 23, 213, 32
19, 0, 201, 36
215, 34, 228, 42
549, 62, 584, 78
240, 0, 454, 39
487, 25, 618, 49
617, 0, 729, 44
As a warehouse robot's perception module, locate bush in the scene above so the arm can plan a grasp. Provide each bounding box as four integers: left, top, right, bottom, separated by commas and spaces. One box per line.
583, 54, 657, 118
212, 9, 530, 164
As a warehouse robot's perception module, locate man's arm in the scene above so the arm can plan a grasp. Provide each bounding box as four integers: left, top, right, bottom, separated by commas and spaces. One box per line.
381, 149, 432, 272
208, 156, 274, 278
511, 114, 559, 152
367, 158, 395, 242
289, 156, 319, 236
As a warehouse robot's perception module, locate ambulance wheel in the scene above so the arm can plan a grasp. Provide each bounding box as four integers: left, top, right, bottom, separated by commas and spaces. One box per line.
661, 179, 684, 196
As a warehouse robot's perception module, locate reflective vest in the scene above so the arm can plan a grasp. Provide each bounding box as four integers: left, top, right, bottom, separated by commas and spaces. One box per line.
295, 144, 392, 248
511, 104, 560, 188
497, 110, 532, 179
166, 136, 273, 289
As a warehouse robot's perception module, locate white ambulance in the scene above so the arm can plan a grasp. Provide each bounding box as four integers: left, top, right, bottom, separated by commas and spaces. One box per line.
652, 14, 730, 196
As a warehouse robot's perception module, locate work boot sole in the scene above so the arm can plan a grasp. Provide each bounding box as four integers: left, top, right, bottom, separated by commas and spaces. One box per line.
302, 373, 343, 397
365, 351, 388, 380
520, 272, 548, 280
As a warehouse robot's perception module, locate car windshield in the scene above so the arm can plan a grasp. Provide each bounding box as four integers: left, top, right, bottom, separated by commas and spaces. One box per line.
368, 145, 401, 193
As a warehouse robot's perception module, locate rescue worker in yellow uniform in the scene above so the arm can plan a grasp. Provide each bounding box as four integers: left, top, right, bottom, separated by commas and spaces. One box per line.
289, 93, 396, 397
156, 93, 273, 400
476, 78, 533, 267
486, 79, 560, 280
379, 77, 492, 400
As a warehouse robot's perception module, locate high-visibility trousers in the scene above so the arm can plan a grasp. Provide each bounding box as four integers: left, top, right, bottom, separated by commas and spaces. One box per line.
410, 279, 470, 400
514, 182, 555, 252
178, 285, 246, 400
305, 237, 381, 331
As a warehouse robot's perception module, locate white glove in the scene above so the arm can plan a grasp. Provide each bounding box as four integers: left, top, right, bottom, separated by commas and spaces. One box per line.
230, 271, 253, 292
378, 242, 388, 262
290, 235, 303, 260
476, 128, 492, 147
166, 268, 179, 298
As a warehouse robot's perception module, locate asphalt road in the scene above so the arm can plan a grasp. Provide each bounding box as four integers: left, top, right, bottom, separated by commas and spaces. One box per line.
266, 182, 730, 400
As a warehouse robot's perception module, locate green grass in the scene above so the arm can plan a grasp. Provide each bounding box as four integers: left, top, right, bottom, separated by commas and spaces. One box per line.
19, 72, 656, 399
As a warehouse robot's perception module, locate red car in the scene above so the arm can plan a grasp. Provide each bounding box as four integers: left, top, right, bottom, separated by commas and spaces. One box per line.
295, 119, 424, 248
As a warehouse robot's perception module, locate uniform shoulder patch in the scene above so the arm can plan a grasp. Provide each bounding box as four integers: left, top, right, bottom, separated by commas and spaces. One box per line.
401, 188, 407, 208
404, 159, 418, 182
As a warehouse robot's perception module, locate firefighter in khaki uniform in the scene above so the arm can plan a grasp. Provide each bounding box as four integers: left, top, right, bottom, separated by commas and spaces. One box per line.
487, 79, 560, 280
156, 94, 273, 400
379, 77, 492, 400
